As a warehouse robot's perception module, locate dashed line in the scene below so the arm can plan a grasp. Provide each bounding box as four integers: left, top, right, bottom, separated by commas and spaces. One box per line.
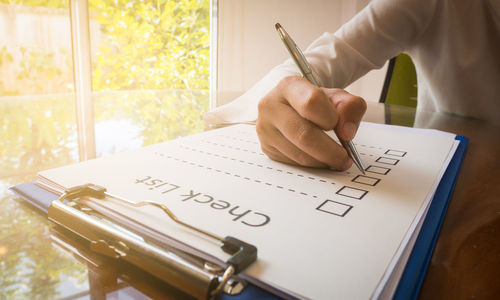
156, 152, 325, 198
217, 134, 260, 145
354, 143, 383, 150
201, 139, 265, 156
179, 145, 339, 186
359, 152, 375, 157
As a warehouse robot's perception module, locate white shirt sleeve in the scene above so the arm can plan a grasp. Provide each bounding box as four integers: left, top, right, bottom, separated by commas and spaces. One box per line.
204, 0, 437, 125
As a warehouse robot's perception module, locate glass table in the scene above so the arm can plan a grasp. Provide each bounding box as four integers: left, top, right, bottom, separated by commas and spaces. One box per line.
2, 102, 499, 299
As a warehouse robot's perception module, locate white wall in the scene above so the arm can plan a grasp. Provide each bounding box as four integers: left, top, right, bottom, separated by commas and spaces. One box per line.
216, 0, 387, 105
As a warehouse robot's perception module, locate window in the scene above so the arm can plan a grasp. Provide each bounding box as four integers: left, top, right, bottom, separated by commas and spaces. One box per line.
89, 0, 211, 155
0, 0, 77, 180
0, 0, 213, 182
0, 1, 213, 298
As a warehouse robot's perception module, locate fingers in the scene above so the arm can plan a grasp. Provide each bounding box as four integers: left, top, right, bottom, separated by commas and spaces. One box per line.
256, 75, 366, 170
273, 103, 350, 169
257, 82, 350, 170
278, 76, 338, 130
258, 128, 328, 168
323, 88, 367, 141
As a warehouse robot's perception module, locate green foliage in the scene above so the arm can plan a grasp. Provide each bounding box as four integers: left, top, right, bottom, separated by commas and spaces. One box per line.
15, 47, 73, 94
0, 0, 211, 154
0, 95, 78, 180
0, 46, 15, 95
1, 1, 211, 297
94, 89, 208, 147
89, 0, 210, 144
0, 0, 68, 9
0, 193, 88, 299
0, 47, 73, 96
90, 0, 210, 91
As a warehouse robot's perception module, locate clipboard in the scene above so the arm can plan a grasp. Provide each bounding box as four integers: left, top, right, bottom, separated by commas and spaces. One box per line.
10, 135, 469, 300
22, 182, 257, 299
48, 224, 198, 299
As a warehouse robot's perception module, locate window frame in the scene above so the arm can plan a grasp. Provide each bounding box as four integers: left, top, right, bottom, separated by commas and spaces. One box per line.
69, 0, 217, 161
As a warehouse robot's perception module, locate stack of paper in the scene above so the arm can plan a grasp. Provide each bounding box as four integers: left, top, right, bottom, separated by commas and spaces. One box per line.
37, 123, 458, 299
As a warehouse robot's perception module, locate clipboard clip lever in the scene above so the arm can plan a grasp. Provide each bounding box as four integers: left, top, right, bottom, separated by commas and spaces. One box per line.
49, 183, 257, 298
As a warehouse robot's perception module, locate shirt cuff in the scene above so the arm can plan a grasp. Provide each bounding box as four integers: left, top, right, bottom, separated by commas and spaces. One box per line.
203, 63, 301, 125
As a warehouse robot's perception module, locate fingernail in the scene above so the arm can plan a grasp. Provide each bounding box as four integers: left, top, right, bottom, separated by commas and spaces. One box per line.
343, 122, 357, 140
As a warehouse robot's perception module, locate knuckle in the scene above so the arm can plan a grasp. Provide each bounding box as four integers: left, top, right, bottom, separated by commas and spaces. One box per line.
301, 88, 324, 112
295, 123, 315, 146
255, 121, 266, 138
278, 75, 300, 89
257, 96, 270, 114
255, 121, 263, 134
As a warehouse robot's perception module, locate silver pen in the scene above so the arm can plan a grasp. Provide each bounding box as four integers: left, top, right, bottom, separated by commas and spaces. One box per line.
275, 23, 366, 174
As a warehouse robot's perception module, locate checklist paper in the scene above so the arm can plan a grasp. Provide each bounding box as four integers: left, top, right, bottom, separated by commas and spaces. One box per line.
37, 123, 458, 300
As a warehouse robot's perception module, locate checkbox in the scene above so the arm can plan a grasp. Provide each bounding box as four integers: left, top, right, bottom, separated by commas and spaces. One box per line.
336, 186, 368, 200
317, 200, 352, 217
352, 175, 380, 186
385, 149, 407, 157
366, 165, 391, 175
376, 157, 399, 165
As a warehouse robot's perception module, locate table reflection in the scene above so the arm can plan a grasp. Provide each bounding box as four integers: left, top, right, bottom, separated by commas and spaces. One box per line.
2, 101, 499, 299
1, 89, 207, 298
0, 193, 88, 299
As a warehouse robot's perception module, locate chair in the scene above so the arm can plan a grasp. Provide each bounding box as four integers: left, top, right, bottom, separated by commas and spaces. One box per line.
379, 53, 417, 107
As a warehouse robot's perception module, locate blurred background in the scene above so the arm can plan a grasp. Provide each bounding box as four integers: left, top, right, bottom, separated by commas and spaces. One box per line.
0, 1, 388, 298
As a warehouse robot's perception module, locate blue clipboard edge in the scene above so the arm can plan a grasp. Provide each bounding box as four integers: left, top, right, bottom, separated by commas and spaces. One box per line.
9, 180, 58, 213
393, 135, 469, 299
9, 136, 468, 300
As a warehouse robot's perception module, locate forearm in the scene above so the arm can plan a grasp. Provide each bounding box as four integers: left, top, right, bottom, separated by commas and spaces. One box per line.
204, 0, 435, 125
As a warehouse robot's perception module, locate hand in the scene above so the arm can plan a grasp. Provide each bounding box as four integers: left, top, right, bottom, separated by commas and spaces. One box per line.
256, 76, 366, 170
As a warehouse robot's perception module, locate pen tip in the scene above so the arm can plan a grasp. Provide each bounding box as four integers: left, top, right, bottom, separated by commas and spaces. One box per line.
275, 23, 281, 30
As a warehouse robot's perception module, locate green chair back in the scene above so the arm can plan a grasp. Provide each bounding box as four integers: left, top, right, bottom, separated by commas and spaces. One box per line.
379, 53, 417, 108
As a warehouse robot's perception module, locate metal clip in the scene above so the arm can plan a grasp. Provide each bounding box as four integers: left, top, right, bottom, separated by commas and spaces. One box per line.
90, 240, 126, 259
105, 189, 258, 296
49, 184, 258, 298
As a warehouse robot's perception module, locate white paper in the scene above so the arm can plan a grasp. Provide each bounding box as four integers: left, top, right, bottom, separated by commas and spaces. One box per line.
38, 122, 457, 300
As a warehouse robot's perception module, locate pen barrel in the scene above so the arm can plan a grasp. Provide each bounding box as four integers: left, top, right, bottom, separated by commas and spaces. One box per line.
303, 71, 320, 86
49, 200, 217, 299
